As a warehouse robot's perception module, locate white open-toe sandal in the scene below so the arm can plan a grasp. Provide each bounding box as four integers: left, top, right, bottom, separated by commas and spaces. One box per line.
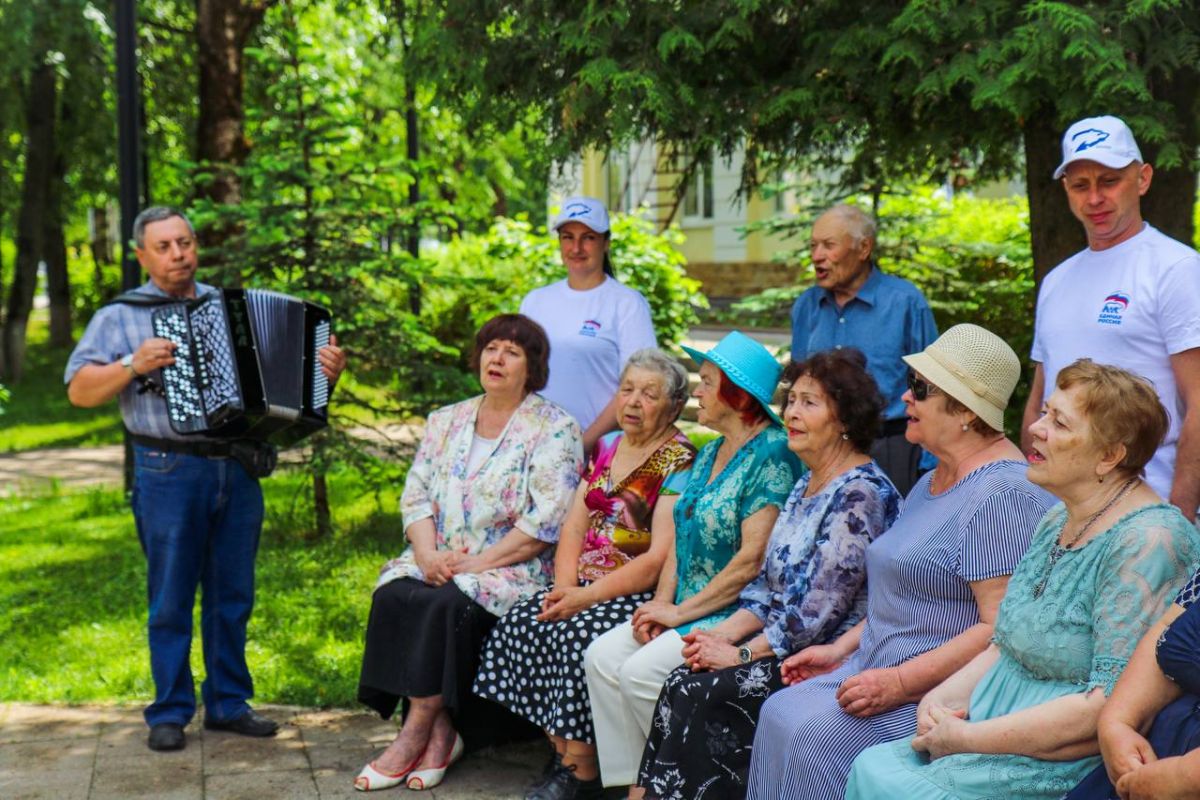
406, 733, 464, 791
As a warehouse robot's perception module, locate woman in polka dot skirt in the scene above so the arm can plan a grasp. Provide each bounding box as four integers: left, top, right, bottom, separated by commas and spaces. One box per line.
474, 349, 697, 800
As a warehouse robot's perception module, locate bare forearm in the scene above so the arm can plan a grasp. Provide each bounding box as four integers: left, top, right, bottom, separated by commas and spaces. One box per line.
709, 609, 767, 644
478, 530, 549, 570
896, 622, 994, 702
583, 552, 666, 603
1169, 410, 1200, 520
674, 555, 760, 624
961, 691, 1105, 761
1101, 612, 1182, 734
405, 518, 438, 556
925, 645, 1000, 711
67, 363, 134, 407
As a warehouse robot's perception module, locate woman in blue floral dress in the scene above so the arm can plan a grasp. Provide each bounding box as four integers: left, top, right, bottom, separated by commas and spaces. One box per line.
636, 350, 902, 800
846, 360, 1200, 800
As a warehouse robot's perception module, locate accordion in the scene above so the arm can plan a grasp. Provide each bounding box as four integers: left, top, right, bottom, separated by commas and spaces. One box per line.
151, 289, 332, 446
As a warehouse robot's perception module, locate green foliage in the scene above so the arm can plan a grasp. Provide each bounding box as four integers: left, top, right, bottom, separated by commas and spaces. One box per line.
426, 212, 708, 357
0, 471, 403, 707
0, 321, 121, 451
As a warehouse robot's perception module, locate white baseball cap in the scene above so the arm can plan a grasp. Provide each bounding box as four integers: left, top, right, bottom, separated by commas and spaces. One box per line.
1053, 115, 1143, 179
551, 196, 610, 234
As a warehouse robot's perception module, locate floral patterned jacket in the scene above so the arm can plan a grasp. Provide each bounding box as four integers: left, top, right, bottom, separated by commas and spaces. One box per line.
377, 392, 584, 616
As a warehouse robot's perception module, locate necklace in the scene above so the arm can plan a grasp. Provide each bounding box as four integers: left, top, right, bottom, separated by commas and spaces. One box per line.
803, 451, 859, 498
1032, 476, 1140, 598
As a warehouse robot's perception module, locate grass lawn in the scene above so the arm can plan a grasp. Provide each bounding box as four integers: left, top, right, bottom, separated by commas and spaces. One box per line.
0, 323, 123, 452
0, 468, 405, 708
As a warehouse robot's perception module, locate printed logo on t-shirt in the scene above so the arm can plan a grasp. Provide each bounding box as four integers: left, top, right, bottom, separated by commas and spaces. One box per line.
1097, 291, 1130, 326
579, 319, 602, 337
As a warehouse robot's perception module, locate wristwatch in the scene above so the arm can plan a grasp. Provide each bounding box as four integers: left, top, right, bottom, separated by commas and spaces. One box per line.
120, 354, 140, 377
737, 645, 753, 664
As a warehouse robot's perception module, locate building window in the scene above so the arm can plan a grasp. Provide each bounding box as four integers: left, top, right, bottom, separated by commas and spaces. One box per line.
683, 154, 714, 220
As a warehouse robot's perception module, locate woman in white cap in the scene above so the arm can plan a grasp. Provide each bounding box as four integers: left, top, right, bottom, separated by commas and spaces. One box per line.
846, 360, 1200, 800
520, 196, 657, 455
745, 324, 1056, 800
578, 331, 804, 798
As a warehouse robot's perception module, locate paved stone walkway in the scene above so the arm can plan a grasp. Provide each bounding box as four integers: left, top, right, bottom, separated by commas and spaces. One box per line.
0, 704, 552, 800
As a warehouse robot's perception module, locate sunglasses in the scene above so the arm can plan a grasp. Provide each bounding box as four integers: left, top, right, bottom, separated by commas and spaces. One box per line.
907, 371, 941, 401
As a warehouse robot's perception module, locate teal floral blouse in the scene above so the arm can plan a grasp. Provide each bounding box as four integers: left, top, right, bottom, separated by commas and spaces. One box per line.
672, 425, 803, 633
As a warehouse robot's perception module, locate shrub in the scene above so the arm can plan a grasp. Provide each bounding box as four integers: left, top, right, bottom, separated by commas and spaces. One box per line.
425, 211, 708, 360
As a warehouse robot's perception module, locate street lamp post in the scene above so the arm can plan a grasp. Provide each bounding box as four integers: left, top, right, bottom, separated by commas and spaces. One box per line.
115, 0, 142, 490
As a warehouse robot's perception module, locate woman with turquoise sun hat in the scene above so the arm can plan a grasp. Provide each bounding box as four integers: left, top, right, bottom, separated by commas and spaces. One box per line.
580, 331, 804, 794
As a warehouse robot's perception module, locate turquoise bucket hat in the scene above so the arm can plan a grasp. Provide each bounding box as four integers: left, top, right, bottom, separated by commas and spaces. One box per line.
681, 331, 784, 427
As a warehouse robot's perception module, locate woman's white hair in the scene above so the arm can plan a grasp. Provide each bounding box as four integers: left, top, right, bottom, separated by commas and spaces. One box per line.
621, 348, 690, 410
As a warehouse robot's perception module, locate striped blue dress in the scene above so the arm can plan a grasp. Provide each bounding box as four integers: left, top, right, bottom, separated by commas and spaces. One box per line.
746, 460, 1055, 800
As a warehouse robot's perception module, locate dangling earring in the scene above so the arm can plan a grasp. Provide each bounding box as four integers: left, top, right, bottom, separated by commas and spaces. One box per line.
1098, 475, 1105, 483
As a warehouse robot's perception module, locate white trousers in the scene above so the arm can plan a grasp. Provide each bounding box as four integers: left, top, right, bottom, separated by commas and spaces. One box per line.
583, 621, 685, 787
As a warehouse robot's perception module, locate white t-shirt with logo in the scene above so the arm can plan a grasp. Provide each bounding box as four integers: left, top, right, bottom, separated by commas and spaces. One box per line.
520, 276, 657, 432
1031, 224, 1200, 499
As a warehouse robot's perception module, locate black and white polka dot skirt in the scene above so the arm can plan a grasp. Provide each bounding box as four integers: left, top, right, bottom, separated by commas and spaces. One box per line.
472, 588, 651, 743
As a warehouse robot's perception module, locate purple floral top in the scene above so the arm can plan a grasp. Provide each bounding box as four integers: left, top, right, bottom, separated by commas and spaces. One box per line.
739, 461, 901, 656
378, 393, 584, 617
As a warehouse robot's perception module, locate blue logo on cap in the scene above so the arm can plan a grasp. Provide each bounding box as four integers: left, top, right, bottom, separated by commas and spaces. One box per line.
1072, 128, 1110, 153
564, 202, 592, 218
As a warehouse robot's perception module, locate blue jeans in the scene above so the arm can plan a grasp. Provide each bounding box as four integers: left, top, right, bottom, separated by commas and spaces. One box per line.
131, 444, 264, 727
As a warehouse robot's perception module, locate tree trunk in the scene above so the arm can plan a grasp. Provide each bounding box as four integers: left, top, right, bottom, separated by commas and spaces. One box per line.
313, 469, 331, 537
45, 128, 71, 347
1022, 111, 1086, 287
194, 0, 272, 256
3, 61, 57, 381
1141, 68, 1200, 248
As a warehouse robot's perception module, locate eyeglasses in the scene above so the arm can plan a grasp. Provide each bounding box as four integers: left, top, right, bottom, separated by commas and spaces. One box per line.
907, 371, 940, 401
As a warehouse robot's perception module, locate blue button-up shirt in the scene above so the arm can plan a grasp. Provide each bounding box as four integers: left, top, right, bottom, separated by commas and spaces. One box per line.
790, 267, 938, 422
65, 281, 217, 440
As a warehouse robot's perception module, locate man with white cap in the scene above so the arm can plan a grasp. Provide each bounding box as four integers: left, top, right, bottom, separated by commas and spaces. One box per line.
521, 196, 657, 454
1021, 115, 1200, 519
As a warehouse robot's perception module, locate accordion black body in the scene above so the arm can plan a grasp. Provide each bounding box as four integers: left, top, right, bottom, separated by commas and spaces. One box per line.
151, 289, 332, 446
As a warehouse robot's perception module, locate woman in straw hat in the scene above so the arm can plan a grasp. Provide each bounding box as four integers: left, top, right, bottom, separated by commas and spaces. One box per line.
579, 331, 804, 798
847, 360, 1200, 799
746, 324, 1057, 800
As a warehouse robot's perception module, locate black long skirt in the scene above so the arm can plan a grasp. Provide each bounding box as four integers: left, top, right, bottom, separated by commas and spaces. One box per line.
357, 577, 539, 749
637, 655, 786, 800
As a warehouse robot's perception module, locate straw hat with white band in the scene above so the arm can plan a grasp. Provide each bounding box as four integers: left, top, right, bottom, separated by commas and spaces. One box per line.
902, 324, 1020, 432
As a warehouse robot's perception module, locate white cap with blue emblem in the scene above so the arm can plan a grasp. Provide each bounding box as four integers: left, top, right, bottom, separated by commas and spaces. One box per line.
551, 196, 611, 234
1053, 115, 1143, 179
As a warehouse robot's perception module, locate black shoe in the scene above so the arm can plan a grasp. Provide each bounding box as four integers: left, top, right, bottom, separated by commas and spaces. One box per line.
527, 761, 604, 800
203, 709, 279, 737
147, 722, 186, 751
524, 750, 564, 799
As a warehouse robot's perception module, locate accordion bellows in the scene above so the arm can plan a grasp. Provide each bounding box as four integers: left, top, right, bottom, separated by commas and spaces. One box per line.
152, 289, 332, 446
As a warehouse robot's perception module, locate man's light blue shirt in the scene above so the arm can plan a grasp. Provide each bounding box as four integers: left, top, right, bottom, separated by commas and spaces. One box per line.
65, 281, 216, 441
790, 266, 938, 422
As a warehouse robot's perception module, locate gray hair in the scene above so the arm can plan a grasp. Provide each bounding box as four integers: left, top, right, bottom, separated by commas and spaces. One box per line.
621, 348, 690, 410
133, 206, 195, 248
820, 203, 877, 247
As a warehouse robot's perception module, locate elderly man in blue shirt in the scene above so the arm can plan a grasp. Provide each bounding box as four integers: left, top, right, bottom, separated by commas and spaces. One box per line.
790, 204, 938, 495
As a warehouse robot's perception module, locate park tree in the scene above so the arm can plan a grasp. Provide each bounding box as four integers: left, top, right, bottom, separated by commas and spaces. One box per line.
0, 0, 112, 379
420, 0, 1200, 282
